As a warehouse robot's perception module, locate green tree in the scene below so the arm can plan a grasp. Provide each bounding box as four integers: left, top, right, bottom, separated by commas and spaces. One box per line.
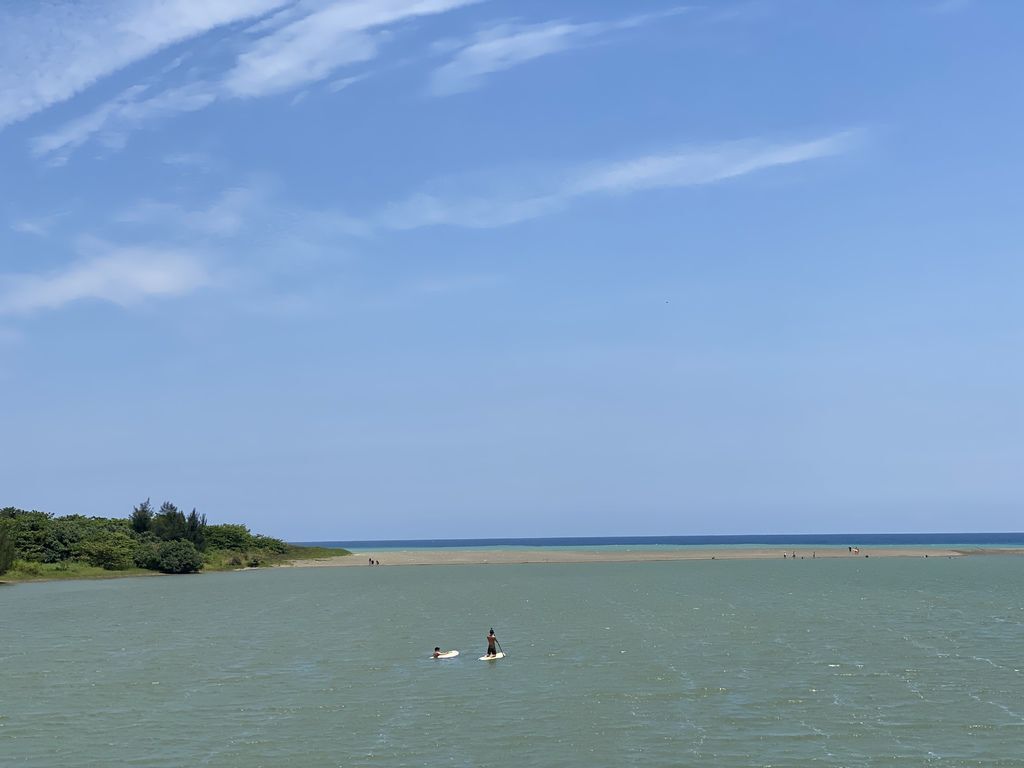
1, 508, 53, 562
0, 520, 14, 575
156, 539, 203, 574
40, 518, 87, 563
79, 531, 136, 570
185, 508, 207, 551
205, 524, 252, 551
151, 502, 187, 541
130, 499, 154, 534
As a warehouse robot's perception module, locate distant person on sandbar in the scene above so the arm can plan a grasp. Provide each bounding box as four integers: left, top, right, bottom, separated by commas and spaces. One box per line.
485, 628, 499, 657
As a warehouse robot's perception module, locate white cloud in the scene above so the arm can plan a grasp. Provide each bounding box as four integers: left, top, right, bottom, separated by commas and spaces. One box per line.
222, 0, 479, 98
31, 83, 217, 163
0, 245, 209, 315
0, 0, 289, 130
428, 8, 688, 96
162, 151, 215, 170
28, 0, 479, 162
117, 185, 267, 237
12, 219, 55, 237
377, 132, 855, 230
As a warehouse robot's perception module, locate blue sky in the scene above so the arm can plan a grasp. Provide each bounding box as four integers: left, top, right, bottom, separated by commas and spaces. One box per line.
1, 0, 1022, 540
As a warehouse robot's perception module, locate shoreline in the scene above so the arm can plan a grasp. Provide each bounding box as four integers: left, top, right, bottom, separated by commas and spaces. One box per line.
7, 547, 1024, 585
280, 546, 1024, 568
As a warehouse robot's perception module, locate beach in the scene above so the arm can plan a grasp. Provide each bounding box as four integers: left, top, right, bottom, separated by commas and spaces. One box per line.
280, 545, 1024, 568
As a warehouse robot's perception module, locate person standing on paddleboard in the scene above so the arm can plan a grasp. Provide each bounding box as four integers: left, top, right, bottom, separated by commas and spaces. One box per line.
485, 628, 498, 657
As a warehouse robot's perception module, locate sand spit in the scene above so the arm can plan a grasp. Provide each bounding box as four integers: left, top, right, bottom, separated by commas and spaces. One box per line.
279, 546, 1024, 569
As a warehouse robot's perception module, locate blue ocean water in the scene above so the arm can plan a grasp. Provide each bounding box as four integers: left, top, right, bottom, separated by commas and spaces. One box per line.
299, 532, 1024, 550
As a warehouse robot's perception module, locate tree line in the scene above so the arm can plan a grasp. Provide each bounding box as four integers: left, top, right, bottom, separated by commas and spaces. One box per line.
0, 501, 289, 577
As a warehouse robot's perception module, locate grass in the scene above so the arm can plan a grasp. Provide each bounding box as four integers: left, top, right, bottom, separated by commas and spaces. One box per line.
0, 546, 352, 584
0, 559, 159, 583
203, 545, 352, 571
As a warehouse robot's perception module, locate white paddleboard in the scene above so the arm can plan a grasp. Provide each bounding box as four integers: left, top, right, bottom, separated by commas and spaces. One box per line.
432, 650, 459, 659
479, 652, 506, 661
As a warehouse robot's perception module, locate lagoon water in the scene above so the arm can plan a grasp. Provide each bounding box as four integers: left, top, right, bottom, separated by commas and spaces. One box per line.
3, 556, 1024, 766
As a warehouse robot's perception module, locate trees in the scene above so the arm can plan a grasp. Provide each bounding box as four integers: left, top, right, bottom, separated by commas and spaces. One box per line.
0, 501, 282, 577
130, 499, 153, 534
205, 524, 252, 551
151, 502, 187, 541
0, 521, 14, 575
149, 503, 207, 550
185, 508, 207, 551
40, 518, 87, 563
79, 531, 136, 570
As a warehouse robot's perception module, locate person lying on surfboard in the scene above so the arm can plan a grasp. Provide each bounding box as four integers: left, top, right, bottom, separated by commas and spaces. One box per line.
433, 647, 443, 658
485, 629, 498, 657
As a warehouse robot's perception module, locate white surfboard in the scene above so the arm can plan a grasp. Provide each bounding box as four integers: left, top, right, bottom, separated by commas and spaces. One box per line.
479, 652, 506, 661
432, 650, 459, 659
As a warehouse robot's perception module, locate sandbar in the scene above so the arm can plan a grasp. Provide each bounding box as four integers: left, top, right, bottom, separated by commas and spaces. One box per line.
280, 546, 1024, 569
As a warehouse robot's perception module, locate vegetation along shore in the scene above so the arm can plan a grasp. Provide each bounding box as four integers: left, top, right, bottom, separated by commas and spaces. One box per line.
0, 502, 348, 584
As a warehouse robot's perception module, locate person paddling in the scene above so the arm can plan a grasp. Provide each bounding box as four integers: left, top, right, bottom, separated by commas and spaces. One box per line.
485, 628, 499, 657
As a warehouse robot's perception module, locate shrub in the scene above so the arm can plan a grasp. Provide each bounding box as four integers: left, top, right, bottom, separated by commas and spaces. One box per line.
1, 508, 52, 562
133, 538, 162, 570
156, 540, 203, 574
79, 531, 136, 570
40, 519, 86, 563
205, 524, 253, 551
251, 534, 288, 554
11, 560, 43, 577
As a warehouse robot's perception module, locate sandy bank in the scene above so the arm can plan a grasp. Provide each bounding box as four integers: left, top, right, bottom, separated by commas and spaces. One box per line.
279, 546, 1024, 569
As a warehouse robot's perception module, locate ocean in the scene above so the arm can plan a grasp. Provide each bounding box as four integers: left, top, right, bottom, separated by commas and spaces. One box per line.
301, 532, 1024, 550
3, 555, 1024, 766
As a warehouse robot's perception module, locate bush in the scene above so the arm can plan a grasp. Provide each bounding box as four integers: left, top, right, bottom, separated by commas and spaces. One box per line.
205, 523, 253, 551
251, 535, 288, 554
1, 508, 52, 562
79, 531, 136, 570
40, 519, 87, 563
11, 560, 43, 577
133, 538, 161, 570
156, 540, 203, 574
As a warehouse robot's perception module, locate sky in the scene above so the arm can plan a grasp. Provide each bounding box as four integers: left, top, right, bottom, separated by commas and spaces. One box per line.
1, 0, 1022, 541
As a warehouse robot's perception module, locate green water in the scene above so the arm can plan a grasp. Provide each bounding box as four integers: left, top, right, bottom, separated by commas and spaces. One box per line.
3, 557, 1024, 766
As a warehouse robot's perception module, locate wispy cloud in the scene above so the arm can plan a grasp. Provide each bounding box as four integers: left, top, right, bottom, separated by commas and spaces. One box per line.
221, 0, 482, 98
31, 83, 217, 164
0, 0, 288, 130
29, 0, 480, 162
116, 185, 267, 237
376, 132, 856, 230
428, 8, 687, 96
11, 217, 61, 237
0, 244, 209, 315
